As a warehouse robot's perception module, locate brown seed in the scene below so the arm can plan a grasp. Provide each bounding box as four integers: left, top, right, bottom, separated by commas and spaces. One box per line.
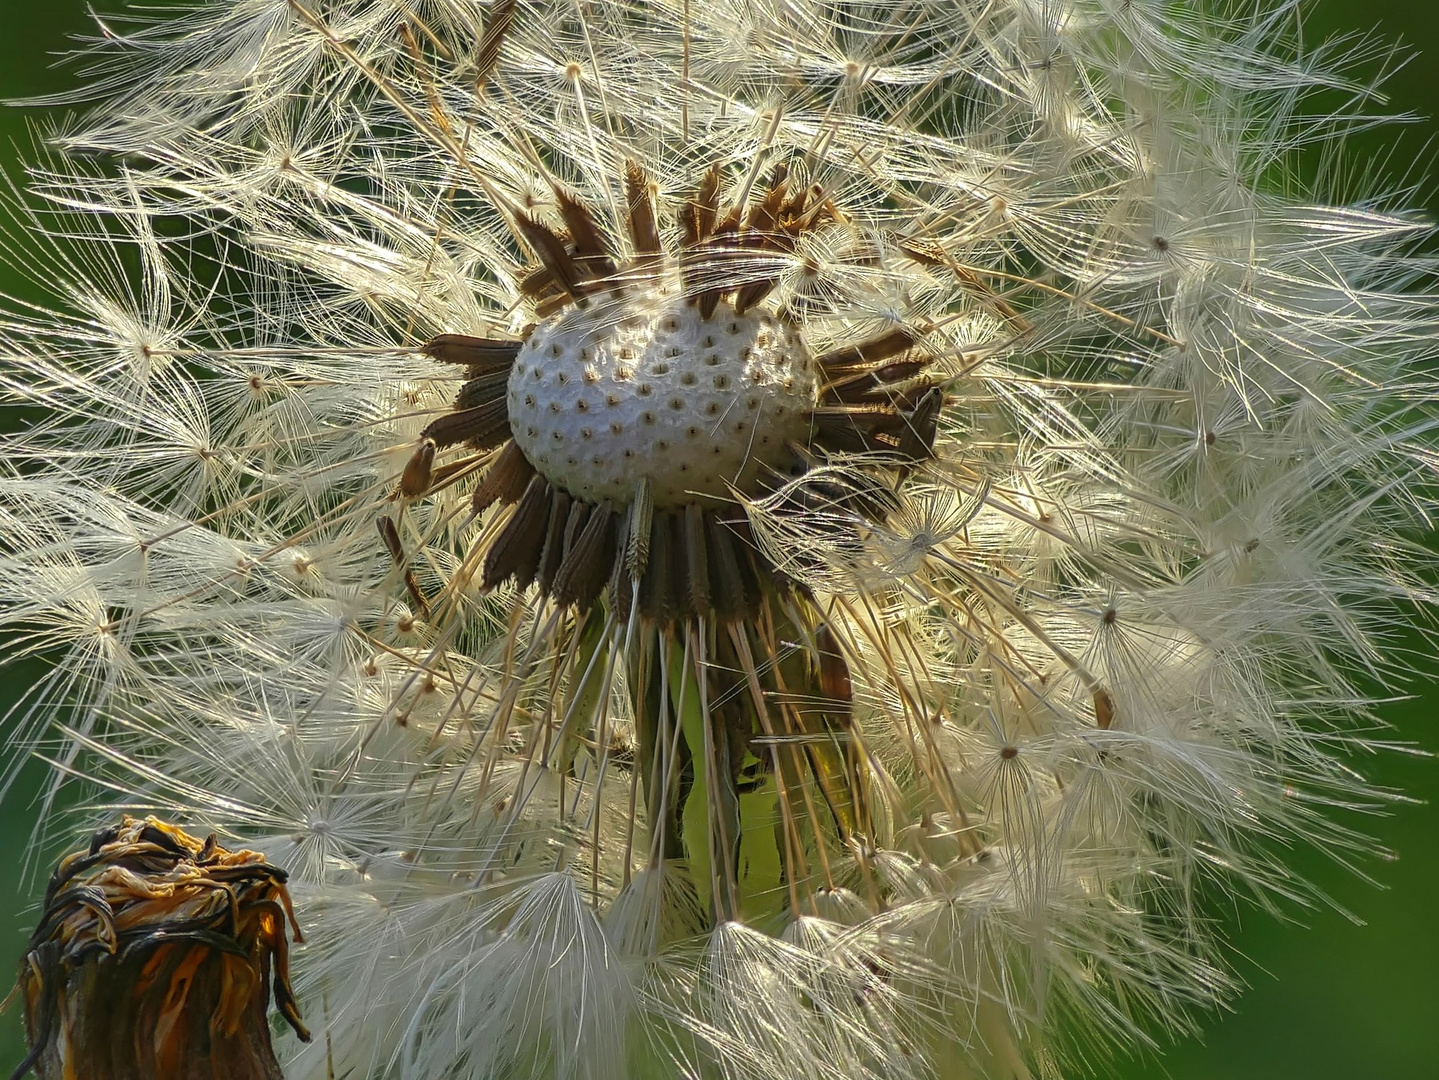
897, 386, 942, 462
1094, 687, 1116, 730
512, 210, 586, 300
421, 397, 511, 450
399, 438, 436, 497
378, 515, 430, 616
482, 474, 552, 590
625, 479, 654, 582
706, 514, 757, 623
421, 333, 521, 371
639, 510, 676, 622
551, 502, 616, 611
554, 186, 609, 261
625, 160, 662, 257
474, 0, 516, 90
815, 624, 853, 717
683, 504, 711, 618
454, 368, 512, 409
471, 440, 536, 514
536, 489, 574, 595
815, 328, 918, 375
682, 163, 722, 248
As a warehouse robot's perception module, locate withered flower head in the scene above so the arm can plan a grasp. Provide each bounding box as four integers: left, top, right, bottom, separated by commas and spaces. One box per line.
1, 2, 1437, 1079
10, 817, 308, 1080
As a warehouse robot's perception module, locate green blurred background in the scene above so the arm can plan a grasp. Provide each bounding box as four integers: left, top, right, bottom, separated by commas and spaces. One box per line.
0, 2, 1434, 1077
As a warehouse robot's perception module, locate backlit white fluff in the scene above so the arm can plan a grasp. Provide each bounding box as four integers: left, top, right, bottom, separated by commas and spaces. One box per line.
1, 3, 1435, 1079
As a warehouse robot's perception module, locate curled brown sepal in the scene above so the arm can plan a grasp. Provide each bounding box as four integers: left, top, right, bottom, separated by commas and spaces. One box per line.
7, 816, 310, 1080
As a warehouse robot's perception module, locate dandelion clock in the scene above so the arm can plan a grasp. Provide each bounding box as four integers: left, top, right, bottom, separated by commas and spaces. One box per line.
0, 2, 1435, 1079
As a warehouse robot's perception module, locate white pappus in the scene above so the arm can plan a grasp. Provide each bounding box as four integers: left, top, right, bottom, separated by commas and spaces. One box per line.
0, 3, 1436, 1080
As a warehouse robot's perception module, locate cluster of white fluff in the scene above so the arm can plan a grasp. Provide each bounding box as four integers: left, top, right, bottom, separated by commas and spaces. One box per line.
1, 3, 1434, 1079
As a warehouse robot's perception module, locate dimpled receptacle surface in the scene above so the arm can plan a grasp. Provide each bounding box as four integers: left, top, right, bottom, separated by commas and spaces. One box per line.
507, 290, 818, 506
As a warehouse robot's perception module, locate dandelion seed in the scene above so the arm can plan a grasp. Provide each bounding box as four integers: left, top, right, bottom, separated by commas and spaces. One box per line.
1, 2, 1435, 1079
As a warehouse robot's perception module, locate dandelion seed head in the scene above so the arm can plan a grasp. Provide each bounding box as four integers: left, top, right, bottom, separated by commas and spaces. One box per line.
2, 1, 1436, 1078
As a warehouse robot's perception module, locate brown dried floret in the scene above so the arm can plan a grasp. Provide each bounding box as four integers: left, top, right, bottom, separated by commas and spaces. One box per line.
8, 816, 308, 1080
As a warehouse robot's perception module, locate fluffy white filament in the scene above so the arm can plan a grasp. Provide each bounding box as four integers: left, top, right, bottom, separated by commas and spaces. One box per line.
0, 2, 1435, 1079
